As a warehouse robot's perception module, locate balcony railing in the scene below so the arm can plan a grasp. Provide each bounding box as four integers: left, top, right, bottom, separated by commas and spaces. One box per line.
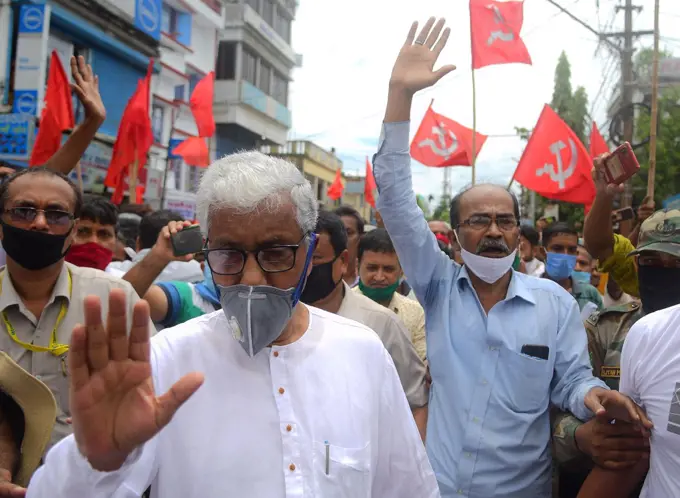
261, 141, 342, 171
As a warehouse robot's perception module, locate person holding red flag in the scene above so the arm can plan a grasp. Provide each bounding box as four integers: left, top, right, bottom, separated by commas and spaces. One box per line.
373, 17, 650, 498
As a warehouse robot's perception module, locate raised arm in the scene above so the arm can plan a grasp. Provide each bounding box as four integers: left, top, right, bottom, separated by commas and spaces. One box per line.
375, 18, 457, 304
43, 56, 106, 175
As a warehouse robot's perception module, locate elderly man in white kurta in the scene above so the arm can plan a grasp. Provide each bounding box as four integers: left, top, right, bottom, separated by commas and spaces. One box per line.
26, 151, 438, 498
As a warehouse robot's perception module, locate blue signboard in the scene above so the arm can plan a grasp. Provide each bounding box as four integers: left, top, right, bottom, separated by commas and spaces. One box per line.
135, 0, 162, 41
168, 138, 184, 159
18, 4, 46, 34
12, 90, 38, 115
0, 114, 35, 161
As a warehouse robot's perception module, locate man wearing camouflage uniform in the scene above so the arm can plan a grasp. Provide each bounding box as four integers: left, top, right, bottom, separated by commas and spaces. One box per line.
552, 208, 680, 498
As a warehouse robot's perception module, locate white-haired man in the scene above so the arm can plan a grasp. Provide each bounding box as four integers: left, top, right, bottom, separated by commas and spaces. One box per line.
26, 152, 439, 498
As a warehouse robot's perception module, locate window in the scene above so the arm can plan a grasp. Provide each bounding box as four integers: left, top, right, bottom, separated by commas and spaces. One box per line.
271, 71, 288, 105
261, 0, 274, 26
274, 9, 291, 43
168, 158, 183, 191
174, 84, 186, 101
186, 163, 202, 193
189, 73, 201, 94
152, 105, 165, 143
216, 42, 236, 80
258, 61, 271, 94
162, 5, 178, 35
246, 0, 259, 12
242, 48, 257, 86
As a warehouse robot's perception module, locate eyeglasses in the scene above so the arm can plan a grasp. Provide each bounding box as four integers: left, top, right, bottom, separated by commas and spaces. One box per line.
457, 214, 519, 232
2, 207, 75, 234
205, 235, 308, 276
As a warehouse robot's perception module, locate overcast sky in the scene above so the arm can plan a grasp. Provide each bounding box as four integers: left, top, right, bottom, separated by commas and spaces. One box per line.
288, 0, 680, 204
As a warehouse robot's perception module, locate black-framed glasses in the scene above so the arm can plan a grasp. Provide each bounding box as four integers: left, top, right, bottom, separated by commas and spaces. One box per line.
2, 207, 75, 234
205, 235, 308, 276
457, 214, 519, 232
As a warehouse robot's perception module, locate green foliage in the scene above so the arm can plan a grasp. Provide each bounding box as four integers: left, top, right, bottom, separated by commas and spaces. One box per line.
430, 197, 451, 223
551, 52, 573, 118
416, 194, 431, 218
633, 86, 680, 205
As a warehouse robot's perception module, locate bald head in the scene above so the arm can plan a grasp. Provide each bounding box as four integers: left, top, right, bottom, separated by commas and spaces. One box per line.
450, 184, 518, 227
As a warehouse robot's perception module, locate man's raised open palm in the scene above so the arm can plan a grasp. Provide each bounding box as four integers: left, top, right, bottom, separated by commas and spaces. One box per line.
69, 290, 204, 472
390, 17, 456, 95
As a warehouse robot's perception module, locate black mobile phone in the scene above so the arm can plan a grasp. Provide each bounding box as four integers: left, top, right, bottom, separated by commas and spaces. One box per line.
612, 207, 635, 223
521, 344, 549, 360
170, 225, 203, 257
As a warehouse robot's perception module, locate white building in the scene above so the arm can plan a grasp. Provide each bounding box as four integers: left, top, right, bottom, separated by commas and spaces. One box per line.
214, 0, 299, 154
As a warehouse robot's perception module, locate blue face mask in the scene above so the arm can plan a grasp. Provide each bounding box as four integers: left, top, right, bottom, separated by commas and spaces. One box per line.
203, 263, 216, 295
571, 271, 591, 285
545, 252, 577, 281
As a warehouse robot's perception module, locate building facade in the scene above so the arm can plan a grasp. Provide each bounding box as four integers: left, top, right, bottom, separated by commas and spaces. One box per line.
342, 175, 373, 223
0, 0, 160, 186
261, 140, 343, 208
214, 0, 298, 156
142, 0, 225, 219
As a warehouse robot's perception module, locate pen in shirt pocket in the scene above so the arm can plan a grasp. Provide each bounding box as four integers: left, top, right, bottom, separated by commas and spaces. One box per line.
325, 441, 330, 475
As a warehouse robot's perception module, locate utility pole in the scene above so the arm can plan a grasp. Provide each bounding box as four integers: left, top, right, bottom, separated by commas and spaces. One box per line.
545, 0, 653, 234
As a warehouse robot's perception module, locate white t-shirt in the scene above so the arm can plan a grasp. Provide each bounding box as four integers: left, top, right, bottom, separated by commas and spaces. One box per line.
524, 258, 545, 277
619, 304, 680, 498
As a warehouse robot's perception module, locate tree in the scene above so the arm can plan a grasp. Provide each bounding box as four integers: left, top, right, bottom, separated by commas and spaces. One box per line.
551, 52, 573, 119
430, 197, 451, 223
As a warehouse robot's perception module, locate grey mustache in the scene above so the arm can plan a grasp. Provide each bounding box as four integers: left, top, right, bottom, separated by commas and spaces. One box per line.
476, 239, 510, 255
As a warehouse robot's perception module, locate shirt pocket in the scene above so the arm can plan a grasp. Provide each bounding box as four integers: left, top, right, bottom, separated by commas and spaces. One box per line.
313, 440, 371, 498
496, 347, 551, 413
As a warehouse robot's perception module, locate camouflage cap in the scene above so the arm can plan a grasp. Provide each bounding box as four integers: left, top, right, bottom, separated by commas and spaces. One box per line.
629, 208, 680, 257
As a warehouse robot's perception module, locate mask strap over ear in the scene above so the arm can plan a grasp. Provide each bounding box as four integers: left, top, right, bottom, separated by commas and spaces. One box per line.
292, 232, 317, 306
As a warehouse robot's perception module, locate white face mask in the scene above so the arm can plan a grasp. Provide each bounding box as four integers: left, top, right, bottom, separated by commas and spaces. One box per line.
455, 231, 517, 284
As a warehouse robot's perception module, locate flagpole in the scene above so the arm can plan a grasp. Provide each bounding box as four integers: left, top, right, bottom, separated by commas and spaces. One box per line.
128, 147, 139, 204
646, 0, 660, 199
471, 69, 478, 185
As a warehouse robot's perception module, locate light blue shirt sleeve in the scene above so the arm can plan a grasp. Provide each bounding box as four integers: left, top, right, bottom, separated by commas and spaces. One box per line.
373, 121, 456, 306
550, 290, 609, 421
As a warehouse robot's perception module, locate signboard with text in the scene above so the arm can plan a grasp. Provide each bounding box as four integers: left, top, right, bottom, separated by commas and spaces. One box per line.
135, 0, 162, 41
0, 114, 35, 161
12, 5, 51, 116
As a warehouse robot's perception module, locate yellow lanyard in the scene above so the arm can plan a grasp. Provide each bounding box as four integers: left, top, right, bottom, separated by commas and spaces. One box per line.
0, 270, 71, 357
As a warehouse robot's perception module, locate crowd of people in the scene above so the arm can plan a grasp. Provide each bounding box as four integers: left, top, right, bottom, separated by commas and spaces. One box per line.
0, 16, 677, 498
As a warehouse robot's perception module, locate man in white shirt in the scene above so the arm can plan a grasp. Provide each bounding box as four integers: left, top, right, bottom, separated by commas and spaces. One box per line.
26, 151, 438, 498
578, 304, 680, 498
520, 225, 545, 277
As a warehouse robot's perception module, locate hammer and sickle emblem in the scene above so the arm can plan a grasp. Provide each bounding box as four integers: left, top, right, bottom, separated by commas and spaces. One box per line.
486, 4, 515, 45
417, 122, 459, 159
535, 139, 578, 190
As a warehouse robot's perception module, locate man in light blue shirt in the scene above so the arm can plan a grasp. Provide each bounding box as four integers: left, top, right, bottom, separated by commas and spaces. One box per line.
374, 17, 651, 498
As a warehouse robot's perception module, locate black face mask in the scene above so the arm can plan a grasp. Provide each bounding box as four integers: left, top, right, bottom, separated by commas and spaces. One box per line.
638, 265, 680, 314
1, 222, 71, 271
300, 259, 341, 304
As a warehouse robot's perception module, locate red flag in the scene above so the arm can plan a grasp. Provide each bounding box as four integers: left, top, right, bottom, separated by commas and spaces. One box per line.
29, 109, 63, 167
410, 106, 487, 167
589, 121, 610, 158
172, 137, 210, 167
365, 157, 377, 208
513, 105, 595, 205
190, 72, 215, 137
29, 51, 75, 166
327, 168, 344, 201
469, 0, 532, 70
105, 61, 154, 189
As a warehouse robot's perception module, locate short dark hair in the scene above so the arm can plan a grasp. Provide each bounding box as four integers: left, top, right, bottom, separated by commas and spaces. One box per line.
358, 228, 395, 262
80, 195, 118, 227
0, 167, 82, 217
138, 209, 185, 249
334, 205, 365, 234
315, 210, 347, 256
449, 184, 520, 227
542, 222, 578, 247
520, 225, 540, 248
